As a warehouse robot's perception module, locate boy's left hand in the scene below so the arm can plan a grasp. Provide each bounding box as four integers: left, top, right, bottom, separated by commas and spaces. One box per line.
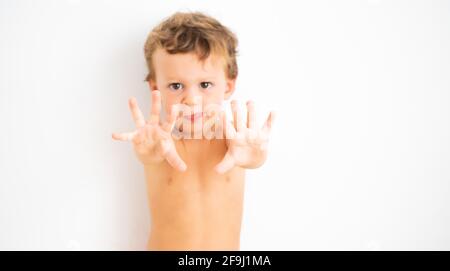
215, 100, 275, 174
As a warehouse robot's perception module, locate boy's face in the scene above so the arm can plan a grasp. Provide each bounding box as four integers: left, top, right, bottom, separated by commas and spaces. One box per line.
149, 48, 236, 132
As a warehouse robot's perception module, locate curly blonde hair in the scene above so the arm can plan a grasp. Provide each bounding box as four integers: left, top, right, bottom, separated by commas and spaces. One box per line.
144, 12, 238, 82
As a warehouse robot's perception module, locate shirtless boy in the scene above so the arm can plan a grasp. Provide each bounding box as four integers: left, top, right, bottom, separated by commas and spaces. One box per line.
112, 12, 274, 250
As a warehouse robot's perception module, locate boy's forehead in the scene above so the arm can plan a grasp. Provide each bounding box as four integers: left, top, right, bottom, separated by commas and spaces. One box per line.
153, 48, 225, 80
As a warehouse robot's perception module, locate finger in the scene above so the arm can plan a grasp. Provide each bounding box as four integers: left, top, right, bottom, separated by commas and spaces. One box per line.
128, 97, 146, 128
231, 100, 245, 132
162, 145, 187, 172
246, 100, 256, 129
261, 111, 276, 134
161, 104, 177, 132
215, 152, 236, 174
112, 131, 137, 141
221, 111, 236, 139
149, 90, 161, 124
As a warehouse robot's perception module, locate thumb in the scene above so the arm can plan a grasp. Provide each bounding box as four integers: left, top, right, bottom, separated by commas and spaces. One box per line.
215, 152, 235, 174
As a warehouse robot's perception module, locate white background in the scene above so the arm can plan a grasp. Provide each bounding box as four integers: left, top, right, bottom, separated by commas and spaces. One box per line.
1, 0, 449, 250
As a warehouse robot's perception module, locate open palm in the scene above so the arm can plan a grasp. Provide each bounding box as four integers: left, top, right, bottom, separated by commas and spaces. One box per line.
112, 90, 187, 171
215, 100, 275, 174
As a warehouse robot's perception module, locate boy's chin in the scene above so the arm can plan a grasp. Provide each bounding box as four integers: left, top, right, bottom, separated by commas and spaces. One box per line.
175, 127, 207, 140
173, 118, 223, 140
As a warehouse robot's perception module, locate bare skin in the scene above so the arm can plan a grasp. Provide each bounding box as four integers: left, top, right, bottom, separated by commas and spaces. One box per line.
144, 139, 245, 250
112, 50, 274, 250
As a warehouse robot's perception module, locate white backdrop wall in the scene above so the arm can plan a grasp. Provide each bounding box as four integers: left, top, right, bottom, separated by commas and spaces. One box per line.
0, 0, 449, 250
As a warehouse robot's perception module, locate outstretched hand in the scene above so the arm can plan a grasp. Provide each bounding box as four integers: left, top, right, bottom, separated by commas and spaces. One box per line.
112, 90, 187, 171
215, 100, 275, 174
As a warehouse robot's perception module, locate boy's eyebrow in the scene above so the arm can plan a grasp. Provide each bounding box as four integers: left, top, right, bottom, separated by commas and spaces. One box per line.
166, 76, 217, 82
198, 77, 217, 81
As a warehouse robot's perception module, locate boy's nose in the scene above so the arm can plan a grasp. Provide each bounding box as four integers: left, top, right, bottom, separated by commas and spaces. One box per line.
182, 88, 202, 106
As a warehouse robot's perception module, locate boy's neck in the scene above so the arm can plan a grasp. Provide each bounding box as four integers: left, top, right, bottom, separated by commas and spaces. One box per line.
174, 138, 227, 163
178, 138, 224, 150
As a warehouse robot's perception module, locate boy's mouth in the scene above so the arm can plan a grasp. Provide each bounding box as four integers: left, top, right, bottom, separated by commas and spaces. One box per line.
184, 112, 203, 122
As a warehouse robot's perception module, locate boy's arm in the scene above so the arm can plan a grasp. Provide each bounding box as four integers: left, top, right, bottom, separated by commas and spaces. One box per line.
215, 100, 275, 174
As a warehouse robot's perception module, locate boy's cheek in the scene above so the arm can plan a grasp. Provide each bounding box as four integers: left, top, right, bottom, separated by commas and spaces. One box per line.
203, 93, 227, 106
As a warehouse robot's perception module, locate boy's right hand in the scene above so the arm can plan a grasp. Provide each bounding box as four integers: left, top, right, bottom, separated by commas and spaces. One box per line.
112, 90, 187, 171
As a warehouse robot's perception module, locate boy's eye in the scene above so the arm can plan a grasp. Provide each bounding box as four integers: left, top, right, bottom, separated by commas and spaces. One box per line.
200, 82, 213, 89
169, 83, 183, 91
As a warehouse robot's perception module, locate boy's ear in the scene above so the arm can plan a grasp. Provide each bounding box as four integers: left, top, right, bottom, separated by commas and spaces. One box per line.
148, 79, 158, 91
224, 78, 236, 100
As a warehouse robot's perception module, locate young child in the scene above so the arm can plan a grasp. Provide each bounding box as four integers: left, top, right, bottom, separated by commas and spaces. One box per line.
112, 12, 274, 250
